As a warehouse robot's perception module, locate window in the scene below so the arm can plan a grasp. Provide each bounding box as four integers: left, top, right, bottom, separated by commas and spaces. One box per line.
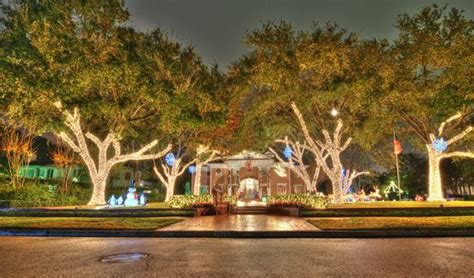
293, 184, 304, 194
46, 169, 54, 179
277, 184, 287, 195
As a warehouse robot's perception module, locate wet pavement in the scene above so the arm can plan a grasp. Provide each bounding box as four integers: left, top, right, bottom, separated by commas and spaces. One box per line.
159, 215, 318, 231
0, 237, 472, 277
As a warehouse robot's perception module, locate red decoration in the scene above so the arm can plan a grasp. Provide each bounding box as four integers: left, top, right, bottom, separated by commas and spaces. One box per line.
246, 160, 252, 171
393, 138, 403, 155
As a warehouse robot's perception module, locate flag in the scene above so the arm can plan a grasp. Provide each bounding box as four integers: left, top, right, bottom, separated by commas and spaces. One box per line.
393, 136, 403, 155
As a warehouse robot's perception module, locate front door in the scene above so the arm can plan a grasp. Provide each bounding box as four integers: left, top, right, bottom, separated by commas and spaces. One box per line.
239, 178, 259, 200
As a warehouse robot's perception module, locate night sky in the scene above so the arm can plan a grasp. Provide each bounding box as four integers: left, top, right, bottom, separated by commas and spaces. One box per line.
125, 0, 473, 68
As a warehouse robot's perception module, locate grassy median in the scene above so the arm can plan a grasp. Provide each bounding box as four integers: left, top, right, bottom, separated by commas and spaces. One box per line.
327, 201, 474, 209
308, 216, 474, 231
0, 217, 182, 230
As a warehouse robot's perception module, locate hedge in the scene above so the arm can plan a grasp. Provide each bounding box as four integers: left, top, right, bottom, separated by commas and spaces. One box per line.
268, 194, 329, 209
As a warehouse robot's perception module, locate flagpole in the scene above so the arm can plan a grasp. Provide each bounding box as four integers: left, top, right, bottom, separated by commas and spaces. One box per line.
393, 130, 402, 201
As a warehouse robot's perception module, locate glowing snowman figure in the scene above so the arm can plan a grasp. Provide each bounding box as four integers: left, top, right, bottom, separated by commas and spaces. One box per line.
108, 195, 117, 206
124, 181, 139, 206
139, 193, 146, 205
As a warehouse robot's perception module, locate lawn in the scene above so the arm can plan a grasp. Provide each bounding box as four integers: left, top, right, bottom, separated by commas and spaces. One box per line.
327, 201, 474, 209
307, 216, 474, 231
0, 217, 182, 230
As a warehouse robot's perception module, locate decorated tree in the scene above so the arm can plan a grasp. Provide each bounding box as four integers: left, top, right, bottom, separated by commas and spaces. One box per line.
269, 136, 321, 192
230, 22, 377, 202
291, 103, 369, 202
55, 104, 171, 205
191, 145, 220, 195
153, 144, 195, 201
0, 1, 202, 204
370, 5, 473, 200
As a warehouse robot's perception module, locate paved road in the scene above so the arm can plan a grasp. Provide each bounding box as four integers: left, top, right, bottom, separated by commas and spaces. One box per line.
0, 237, 472, 277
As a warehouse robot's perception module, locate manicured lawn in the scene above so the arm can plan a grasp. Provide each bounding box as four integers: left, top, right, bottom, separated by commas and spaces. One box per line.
307, 216, 474, 231
328, 201, 474, 209
123, 202, 170, 209
0, 217, 182, 230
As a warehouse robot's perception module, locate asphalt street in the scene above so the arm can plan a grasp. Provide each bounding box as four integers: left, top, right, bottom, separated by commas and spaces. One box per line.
0, 237, 472, 277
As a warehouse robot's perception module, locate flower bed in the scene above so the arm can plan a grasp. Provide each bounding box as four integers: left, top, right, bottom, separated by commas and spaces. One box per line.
168, 195, 212, 209
267, 194, 329, 209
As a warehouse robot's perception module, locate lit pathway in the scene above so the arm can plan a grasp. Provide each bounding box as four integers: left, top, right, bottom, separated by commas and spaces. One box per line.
159, 215, 318, 231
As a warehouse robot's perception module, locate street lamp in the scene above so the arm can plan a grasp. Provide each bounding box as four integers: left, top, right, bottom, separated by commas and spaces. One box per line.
330, 108, 339, 117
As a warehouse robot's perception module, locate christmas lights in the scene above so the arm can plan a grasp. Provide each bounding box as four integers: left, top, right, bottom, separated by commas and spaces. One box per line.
290, 102, 369, 203
55, 104, 171, 205
269, 136, 321, 192
426, 113, 473, 201
153, 144, 196, 201
192, 145, 220, 195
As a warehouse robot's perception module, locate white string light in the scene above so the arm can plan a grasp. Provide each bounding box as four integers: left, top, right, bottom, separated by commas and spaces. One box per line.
56, 104, 171, 205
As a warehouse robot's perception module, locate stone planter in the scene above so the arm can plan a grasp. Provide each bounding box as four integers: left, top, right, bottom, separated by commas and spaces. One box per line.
194, 207, 216, 216
267, 206, 300, 216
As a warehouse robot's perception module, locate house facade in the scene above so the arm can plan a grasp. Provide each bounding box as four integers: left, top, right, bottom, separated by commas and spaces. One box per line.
18, 164, 141, 188
193, 151, 309, 199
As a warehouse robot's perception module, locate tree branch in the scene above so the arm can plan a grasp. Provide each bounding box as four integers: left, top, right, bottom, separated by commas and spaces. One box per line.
447, 126, 473, 145
442, 151, 474, 159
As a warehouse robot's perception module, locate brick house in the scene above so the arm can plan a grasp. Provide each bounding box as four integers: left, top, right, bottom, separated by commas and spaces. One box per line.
193, 151, 309, 199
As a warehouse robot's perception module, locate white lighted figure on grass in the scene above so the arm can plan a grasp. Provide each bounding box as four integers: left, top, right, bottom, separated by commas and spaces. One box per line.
384, 181, 403, 198
107, 180, 146, 207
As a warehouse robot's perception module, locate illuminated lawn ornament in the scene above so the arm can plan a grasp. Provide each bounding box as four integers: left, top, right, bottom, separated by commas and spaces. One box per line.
283, 146, 292, 159
165, 153, 175, 166
139, 193, 146, 205
117, 196, 124, 206
384, 181, 403, 199
124, 181, 139, 206
188, 165, 196, 174
432, 138, 448, 153
108, 195, 117, 206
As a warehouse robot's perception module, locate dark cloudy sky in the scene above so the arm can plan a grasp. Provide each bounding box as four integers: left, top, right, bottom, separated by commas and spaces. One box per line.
129, 1, 471, 68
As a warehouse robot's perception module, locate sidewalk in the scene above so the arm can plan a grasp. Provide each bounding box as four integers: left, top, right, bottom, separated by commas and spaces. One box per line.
159, 215, 318, 231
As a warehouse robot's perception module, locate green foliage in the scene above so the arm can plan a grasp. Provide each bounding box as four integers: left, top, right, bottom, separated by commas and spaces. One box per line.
224, 195, 238, 206
268, 194, 329, 208
168, 194, 212, 208
145, 191, 166, 202
0, 181, 90, 207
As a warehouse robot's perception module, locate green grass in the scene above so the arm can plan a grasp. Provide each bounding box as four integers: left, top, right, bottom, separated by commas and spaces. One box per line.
119, 202, 170, 209
0, 217, 182, 230
308, 216, 474, 231
328, 201, 474, 209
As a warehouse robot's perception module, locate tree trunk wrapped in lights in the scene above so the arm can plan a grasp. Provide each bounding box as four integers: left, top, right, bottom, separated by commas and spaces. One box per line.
55, 104, 171, 206
290, 102, 369, 204
192, 145, 220, 195
269, 136, 321, 192
153, 144, 196, 202
425, 113, 473, 201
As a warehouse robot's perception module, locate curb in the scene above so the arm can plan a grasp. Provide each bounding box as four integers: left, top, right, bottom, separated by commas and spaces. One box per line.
1, 229, 473, 238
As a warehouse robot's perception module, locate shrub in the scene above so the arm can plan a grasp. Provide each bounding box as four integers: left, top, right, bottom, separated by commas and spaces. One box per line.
224, 195, 238, 206
268, 194, 329, 209
168, 195, 212, 208
2, 181, 91, 207
145, 191, 165, 202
